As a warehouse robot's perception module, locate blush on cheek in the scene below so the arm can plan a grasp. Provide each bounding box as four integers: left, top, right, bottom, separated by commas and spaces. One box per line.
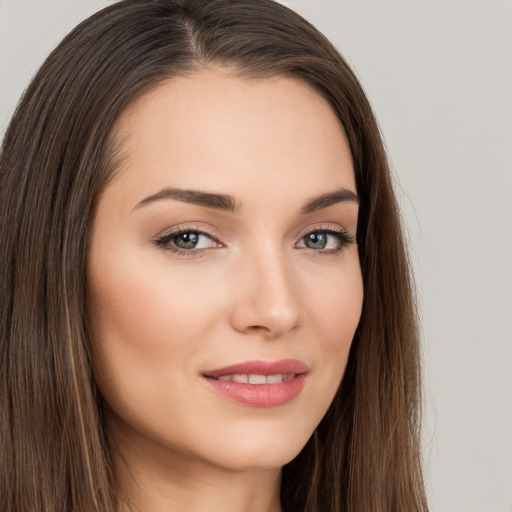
315, 280, 363, 370
317, 272, 363, 324
89, 266, 170, 354
89, 258, 223, 360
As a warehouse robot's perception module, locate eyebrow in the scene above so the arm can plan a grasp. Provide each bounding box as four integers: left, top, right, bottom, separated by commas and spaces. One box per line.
300, 188, 359, 214
134, 187, 240, 212
133, 186, 359, 213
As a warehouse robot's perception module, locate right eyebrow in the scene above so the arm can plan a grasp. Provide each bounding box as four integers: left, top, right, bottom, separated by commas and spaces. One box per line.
133, 187, 240, 212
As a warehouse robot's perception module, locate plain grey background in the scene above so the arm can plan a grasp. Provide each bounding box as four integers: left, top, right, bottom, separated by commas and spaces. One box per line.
1, 1, 511, 511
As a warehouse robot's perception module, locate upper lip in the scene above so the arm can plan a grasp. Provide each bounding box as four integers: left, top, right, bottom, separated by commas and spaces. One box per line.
203, 359, 309, 378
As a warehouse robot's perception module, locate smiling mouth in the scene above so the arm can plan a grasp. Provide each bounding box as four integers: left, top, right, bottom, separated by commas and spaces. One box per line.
210, 373, 294, 384
202, 359, 308, 407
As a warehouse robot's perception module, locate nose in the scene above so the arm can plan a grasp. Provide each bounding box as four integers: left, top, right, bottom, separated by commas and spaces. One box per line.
229, 248, 301, 338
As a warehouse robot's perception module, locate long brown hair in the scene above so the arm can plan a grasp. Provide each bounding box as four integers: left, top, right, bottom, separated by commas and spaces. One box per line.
0, 1, 428, 511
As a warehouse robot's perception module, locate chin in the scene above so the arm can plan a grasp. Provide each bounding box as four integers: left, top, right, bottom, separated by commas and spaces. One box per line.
207, 445, 305, 473
192, 421, 314, 472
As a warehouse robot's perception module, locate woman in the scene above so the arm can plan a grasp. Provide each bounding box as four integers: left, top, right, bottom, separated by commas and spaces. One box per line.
0, 1, 428, 511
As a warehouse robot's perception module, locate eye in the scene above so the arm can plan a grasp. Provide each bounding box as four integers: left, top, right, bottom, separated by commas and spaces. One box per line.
155, 229, 221, 254
296, 229, 354, 253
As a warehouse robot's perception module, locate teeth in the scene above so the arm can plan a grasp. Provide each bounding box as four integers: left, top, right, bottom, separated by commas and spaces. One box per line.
266, 374, 284, 383
215, 373, 289, 384
248, 374, 267, 384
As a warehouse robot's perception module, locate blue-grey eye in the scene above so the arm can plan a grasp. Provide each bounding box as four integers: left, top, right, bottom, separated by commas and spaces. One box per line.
297, 229, 351, 251
304, 232, 328, 249
173, 232, 200, 249
156, 230, 217, 251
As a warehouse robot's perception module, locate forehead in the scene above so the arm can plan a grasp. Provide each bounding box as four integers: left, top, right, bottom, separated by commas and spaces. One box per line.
106, 68, 355, 206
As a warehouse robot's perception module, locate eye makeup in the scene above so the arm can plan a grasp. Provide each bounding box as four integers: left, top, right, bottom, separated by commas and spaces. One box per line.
153, 222, 355, 259
297, 227, 354, 254
154, 226, 223, 257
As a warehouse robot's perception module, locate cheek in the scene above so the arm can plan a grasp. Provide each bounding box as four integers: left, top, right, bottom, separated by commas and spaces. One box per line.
325, 278, 363, 348
89, 257, 222, 363
311, 257, 363, 344
91, 269, 176, 360
305, 257, 363, 387
87, 254, 227, 432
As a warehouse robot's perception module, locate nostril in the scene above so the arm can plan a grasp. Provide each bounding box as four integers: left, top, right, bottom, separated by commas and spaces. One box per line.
228, 261, 300, 336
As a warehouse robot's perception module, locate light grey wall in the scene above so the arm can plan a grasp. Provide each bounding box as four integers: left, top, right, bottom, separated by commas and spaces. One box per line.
1, 2, 511, 511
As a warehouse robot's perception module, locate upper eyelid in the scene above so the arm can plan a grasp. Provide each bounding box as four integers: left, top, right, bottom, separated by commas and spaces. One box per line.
156, 225, 220, 242
297, 223, 353, 238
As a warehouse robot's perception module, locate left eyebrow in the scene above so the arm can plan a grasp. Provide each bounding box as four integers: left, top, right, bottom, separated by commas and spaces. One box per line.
300, 188, 359, 214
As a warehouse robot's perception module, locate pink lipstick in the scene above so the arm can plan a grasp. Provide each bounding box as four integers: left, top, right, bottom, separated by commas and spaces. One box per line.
202, 359, 308, 407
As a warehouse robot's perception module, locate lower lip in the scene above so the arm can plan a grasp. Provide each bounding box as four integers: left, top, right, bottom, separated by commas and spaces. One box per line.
203, 374, 307, 408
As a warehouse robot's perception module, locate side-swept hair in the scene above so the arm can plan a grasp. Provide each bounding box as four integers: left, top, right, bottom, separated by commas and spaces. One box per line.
0, 1, 428, 511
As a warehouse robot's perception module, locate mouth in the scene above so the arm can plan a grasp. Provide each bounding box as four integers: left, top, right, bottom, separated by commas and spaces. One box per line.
202, 359, 308, 408
210, 373, 295, 384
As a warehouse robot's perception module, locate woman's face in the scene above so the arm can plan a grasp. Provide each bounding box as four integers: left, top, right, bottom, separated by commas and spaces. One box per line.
88, 69, 363, 473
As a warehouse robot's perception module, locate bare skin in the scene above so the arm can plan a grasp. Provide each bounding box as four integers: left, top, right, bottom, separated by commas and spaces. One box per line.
88, 68, 363, 512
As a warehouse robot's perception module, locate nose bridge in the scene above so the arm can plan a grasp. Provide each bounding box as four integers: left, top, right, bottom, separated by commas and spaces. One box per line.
230, 241, 300, 336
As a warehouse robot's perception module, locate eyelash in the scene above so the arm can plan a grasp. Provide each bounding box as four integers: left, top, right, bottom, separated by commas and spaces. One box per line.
154, 226, 222, 258
298, 227, 355, 256
154, 225, 355, 257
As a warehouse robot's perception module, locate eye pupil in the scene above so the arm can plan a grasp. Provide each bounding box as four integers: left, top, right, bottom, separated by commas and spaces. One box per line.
305, 232, 327, 249
174, 232, 199, 249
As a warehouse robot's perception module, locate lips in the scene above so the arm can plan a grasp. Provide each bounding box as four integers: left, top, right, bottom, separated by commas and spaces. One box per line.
202, 359, 308, 407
